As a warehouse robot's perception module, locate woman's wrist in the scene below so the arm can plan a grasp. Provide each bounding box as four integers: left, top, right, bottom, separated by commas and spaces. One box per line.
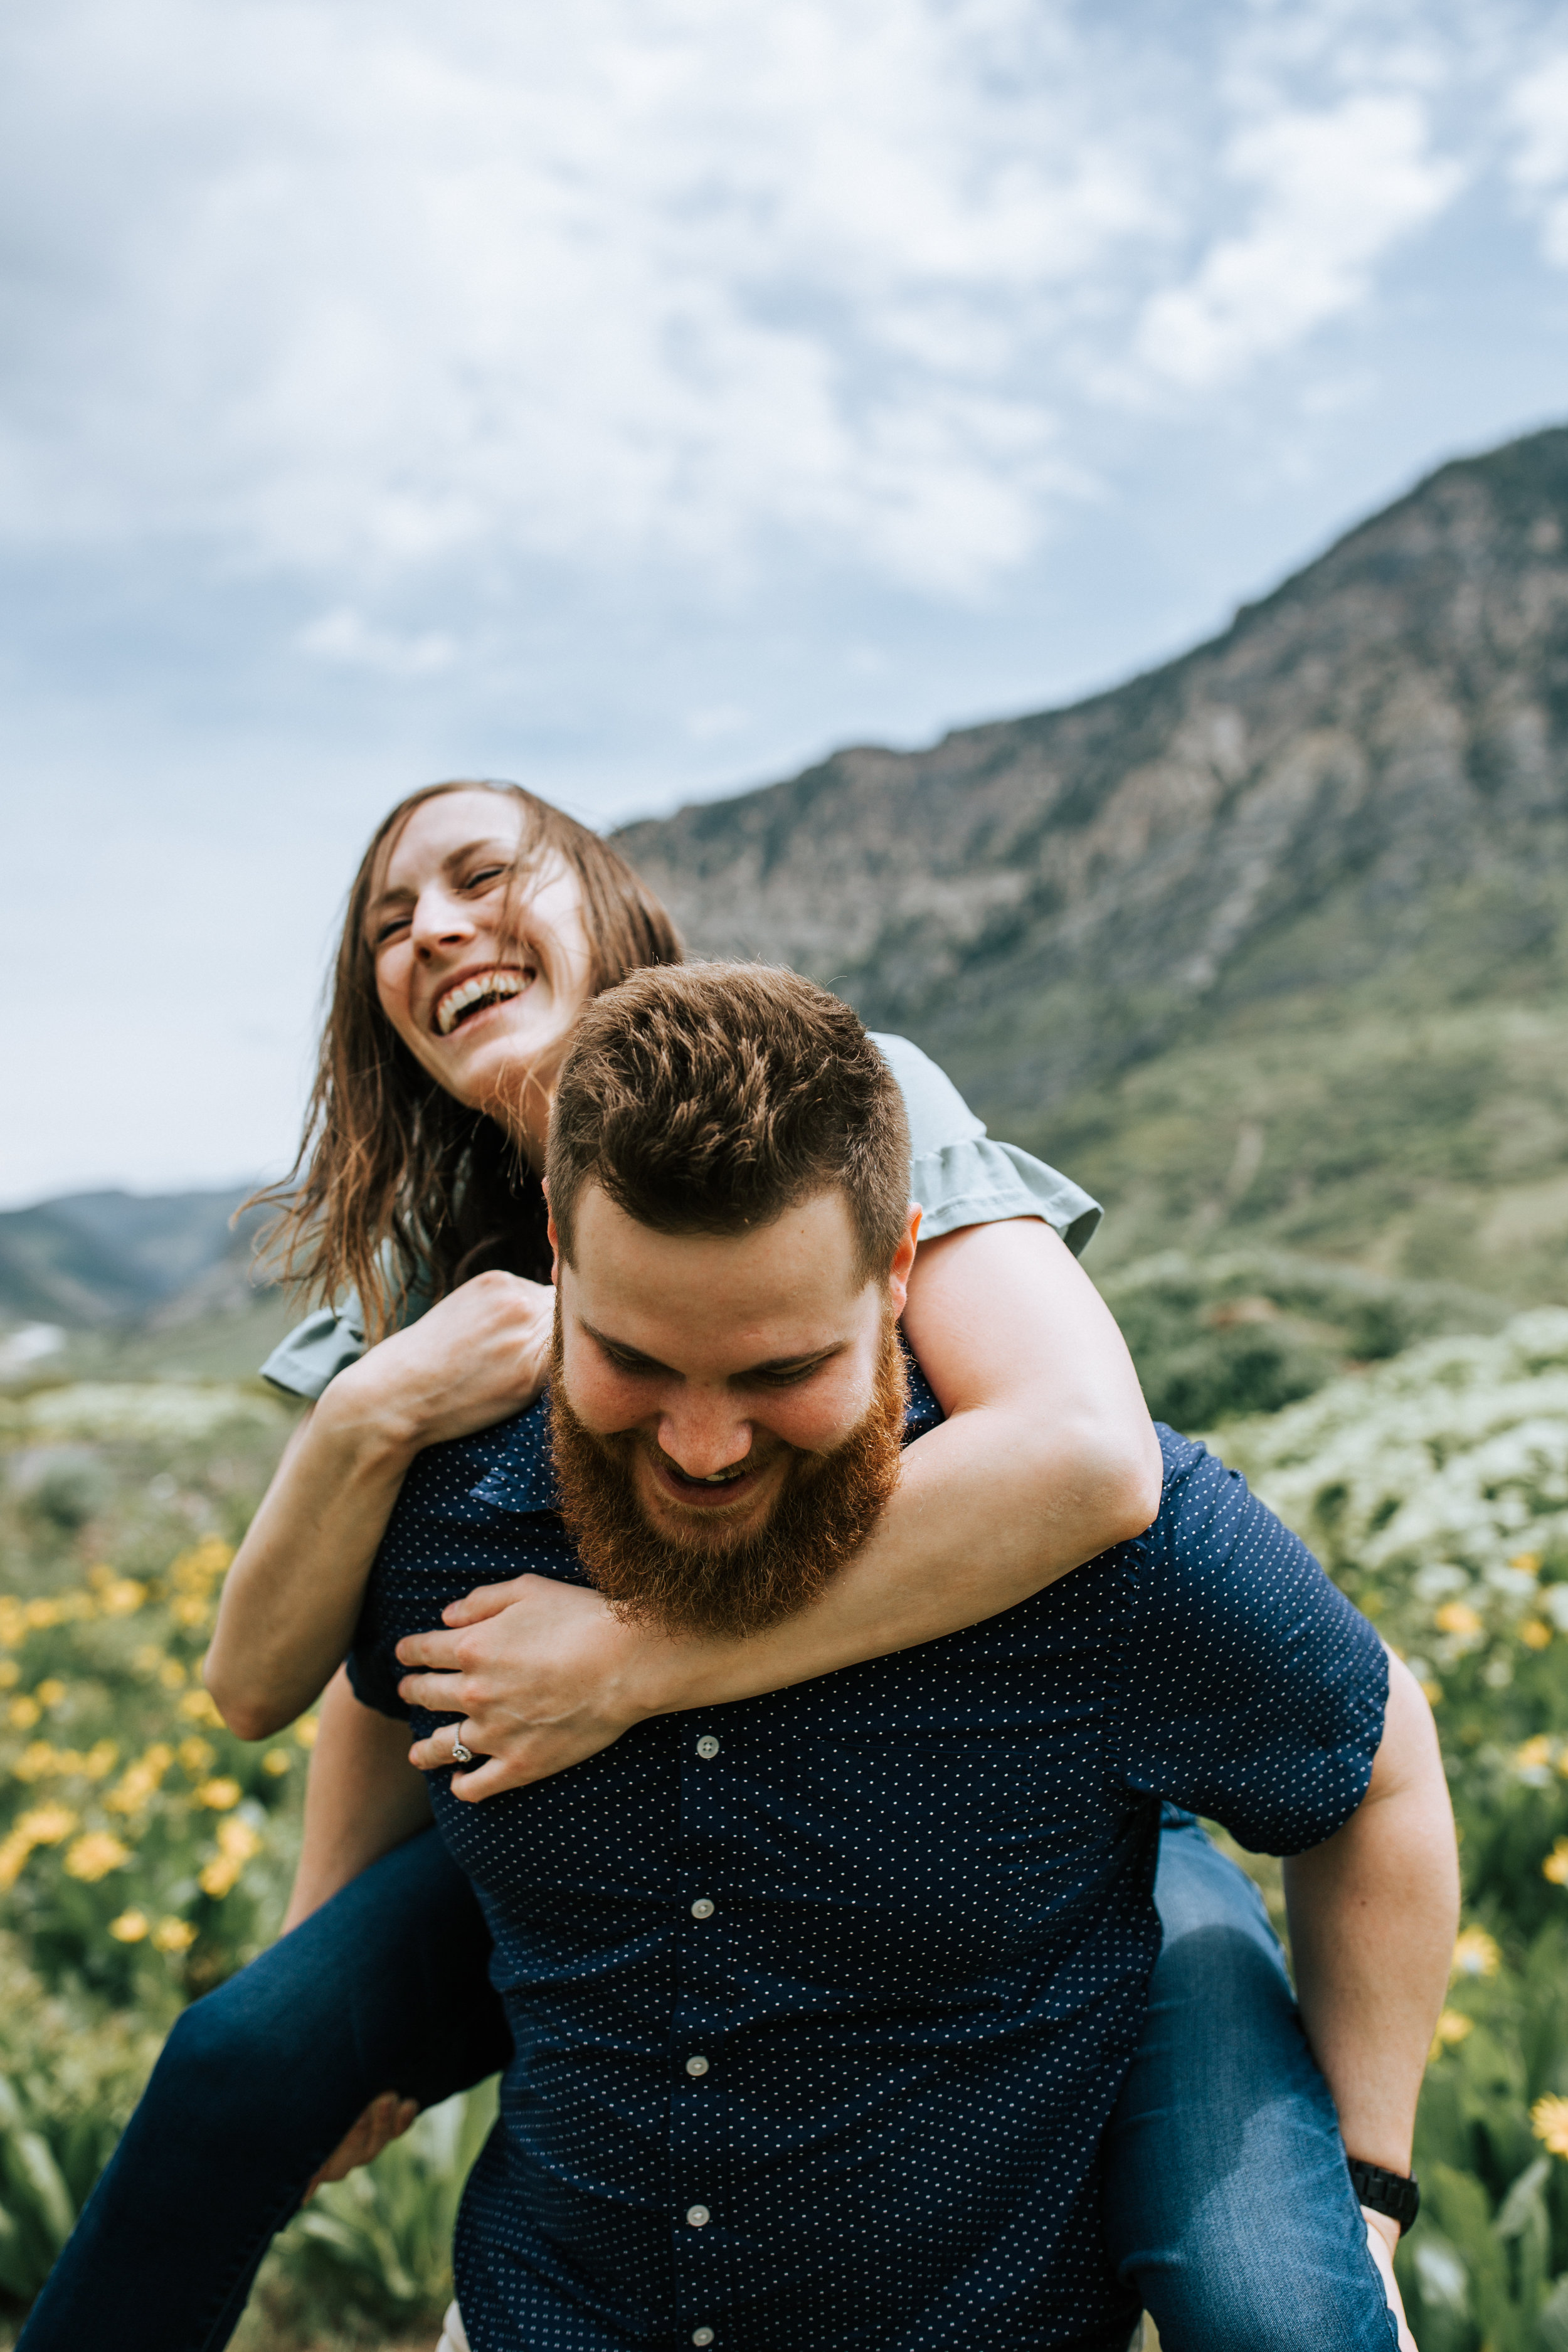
313, 1355, 430, 1468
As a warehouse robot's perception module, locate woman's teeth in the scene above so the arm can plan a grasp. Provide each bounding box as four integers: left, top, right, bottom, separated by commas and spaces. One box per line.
435, 969, 526, 1037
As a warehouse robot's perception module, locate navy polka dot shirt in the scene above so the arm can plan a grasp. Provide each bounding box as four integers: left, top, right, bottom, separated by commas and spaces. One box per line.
349, 1363, 1386, 2352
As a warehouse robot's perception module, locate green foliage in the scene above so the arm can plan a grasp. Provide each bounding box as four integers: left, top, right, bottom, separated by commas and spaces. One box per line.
0, 1936, 165, 2302
1223, 1310, 1568, 2347
269, 2082, 498, 2328
1032, 984, 1568, 1311
1101, 1247, 1505, 1428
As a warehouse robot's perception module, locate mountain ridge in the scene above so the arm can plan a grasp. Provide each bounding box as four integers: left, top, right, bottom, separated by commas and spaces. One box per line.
618, 425, 1568, 1136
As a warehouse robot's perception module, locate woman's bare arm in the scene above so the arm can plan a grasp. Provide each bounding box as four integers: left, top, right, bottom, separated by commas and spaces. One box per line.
398, 1219, 1163, 1798
206, 1273, 554, 1738
281, 1666, 435, 1931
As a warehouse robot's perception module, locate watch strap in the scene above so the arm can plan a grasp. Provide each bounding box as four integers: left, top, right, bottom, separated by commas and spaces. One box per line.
1347, 2156, 1420, 2234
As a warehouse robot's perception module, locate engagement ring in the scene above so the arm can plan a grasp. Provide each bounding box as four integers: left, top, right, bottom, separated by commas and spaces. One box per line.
452, 1735, 474, 1764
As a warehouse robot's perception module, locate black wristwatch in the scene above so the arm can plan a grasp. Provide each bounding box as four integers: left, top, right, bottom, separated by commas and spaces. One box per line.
1348, 2157, 1420, 2235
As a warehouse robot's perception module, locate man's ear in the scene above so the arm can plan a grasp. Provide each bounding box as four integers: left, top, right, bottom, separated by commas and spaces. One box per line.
546, 1203, 562, 1288
887, 1204, 921, 1320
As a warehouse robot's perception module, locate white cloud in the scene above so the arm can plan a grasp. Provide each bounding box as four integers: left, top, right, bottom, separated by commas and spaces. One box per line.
0, 0, 1172, 600
299, 607, 459, 675
1507, 53, 1568, 267
1, 0, 1483, 617
1134, 92, 1465, 389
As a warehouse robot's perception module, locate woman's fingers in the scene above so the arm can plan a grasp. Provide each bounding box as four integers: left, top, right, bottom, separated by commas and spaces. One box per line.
443, 1576, 536, 1626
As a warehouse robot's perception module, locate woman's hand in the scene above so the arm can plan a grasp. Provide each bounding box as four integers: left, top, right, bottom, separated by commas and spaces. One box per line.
396, 1575, 675, 1798
330, 1269, 556, 1454
207, 1272, 554, 1738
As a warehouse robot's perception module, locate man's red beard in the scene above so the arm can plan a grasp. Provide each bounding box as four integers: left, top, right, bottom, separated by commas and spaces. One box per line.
548, 1315, 908, 1640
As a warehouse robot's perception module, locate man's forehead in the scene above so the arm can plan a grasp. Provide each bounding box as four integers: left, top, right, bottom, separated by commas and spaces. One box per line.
564, 1181, 871, 1360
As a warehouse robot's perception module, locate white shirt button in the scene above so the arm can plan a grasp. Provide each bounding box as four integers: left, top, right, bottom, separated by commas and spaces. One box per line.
686, 2055, 709, 2075
692, 2329, 715, 2345
686, 2203, 711, 2227
690, 1897, 715, 1919
696, 1734, 720, 1759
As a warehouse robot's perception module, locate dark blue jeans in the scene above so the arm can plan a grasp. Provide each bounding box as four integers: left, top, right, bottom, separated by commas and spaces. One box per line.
18, 1814, 1394, 2352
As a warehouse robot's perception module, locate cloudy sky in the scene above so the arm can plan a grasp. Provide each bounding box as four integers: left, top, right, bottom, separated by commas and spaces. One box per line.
8, 0, 1568, 1204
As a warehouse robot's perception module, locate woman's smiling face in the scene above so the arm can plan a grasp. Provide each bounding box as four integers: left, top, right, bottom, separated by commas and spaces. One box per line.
368, 788, 596, 1147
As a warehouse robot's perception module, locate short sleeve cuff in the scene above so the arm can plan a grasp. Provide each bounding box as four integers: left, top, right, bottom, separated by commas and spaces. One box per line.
911, 1138, 1103, 1258
258, 1305, 369, 1401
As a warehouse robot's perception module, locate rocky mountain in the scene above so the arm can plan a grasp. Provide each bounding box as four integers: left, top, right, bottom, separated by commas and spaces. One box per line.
621, 426, 1568, 1295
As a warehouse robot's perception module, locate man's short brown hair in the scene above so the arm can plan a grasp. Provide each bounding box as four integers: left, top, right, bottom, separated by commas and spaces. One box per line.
547, 963, 912, 1281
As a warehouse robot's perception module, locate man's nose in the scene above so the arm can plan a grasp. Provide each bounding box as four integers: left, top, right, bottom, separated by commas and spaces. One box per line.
657, 1396, 755, 1480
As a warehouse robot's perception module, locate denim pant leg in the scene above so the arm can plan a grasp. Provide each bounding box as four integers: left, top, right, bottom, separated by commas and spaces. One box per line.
1101, 1812, 1398, 2352
19, 1826, 509, 2352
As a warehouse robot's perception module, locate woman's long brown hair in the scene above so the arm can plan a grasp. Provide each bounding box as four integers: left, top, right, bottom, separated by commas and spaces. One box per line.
250, 780, 684, 1340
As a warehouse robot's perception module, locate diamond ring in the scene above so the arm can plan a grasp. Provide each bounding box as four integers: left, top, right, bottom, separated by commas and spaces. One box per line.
451, 1734, 474, 1765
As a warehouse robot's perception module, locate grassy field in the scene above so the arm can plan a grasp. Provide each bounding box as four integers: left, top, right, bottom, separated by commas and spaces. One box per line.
5, 1295, 1568, 2346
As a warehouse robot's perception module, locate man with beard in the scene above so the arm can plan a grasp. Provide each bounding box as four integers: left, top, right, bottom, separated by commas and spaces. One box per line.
348, 961, 1454, 2352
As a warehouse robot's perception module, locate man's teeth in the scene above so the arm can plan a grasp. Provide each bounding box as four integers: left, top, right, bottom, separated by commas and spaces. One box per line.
435, 969, 524, 1037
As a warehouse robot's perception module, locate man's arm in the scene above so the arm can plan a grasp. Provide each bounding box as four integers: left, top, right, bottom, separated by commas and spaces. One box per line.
1282, 1652, 1458, 2179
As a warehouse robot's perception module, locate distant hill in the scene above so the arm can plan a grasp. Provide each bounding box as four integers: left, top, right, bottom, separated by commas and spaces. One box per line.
621, 425, 1568, 1299
0, 1190, 296, 1385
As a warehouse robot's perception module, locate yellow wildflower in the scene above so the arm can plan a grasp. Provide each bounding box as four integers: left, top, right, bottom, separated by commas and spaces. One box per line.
98, 1578, 146, 1617
196, 1778, 241, 1811
1522, 1621, 1553, 1650
1513, 1553, 1544, 1578
294, 1715, 319, 1749
33, 1679, 66, 1707
1430, 2010, 1474, 2060
0, 1597, 28, 1646
262, 1751, 291, 1777
0, 1660, 18, 1690
152, 1917, 196, 1953
19, 1803, 77, 1847
106, 1744, 174, 1817
1545, 1840, 1568, 1887
178, 1737, 215, 1779
24, 1599, 65, 1629
84, 1739, 118, 1779
158, 1658, 188, 1690
11, 1742, 60, 1783
131, 1645, 164, 1675
1452, 1927, 1501, 1979
170, 1539, 233, 1592
1535, 2095, 1568, 2158
169, 1595, 211, 1630
109, 1910, 149, 1942
1436, 1601, 1483, 1639
1518, 1737, 1555, 1771
179, 1687, 222, 1727
65, 1831, 131, 1882
8, 1697, 40, 1730
199, 1814, 262, 1899
0, 1831, 31, 1892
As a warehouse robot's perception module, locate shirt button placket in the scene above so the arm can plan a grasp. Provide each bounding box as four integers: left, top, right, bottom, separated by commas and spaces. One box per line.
675, 1724, 726, 2337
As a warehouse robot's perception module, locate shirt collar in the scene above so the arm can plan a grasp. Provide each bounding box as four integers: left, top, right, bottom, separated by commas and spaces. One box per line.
470, 1391, 561, 1516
